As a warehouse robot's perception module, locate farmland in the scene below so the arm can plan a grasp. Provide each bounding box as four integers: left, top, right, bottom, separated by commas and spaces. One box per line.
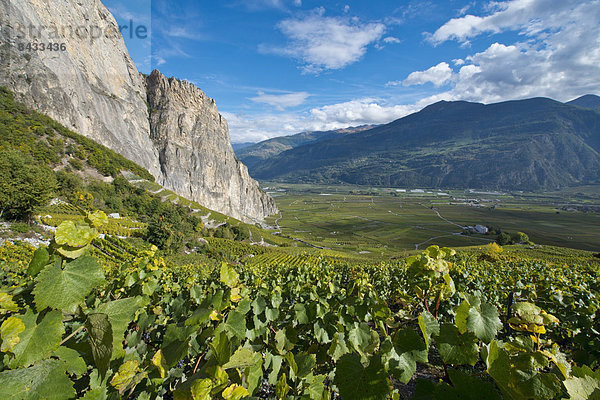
265, 184, 600, 256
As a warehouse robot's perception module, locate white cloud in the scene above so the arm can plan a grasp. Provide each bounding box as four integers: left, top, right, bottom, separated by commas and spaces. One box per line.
229, 0, 600, 143
383, 36, 401, 44
225, 98, 417, 142
263, 12, 386, 73
397, 62, 454, 87
309, 99, 416, 129
250, 91, 311, 110
409, 0, 600, 103
428, 0, 584, 44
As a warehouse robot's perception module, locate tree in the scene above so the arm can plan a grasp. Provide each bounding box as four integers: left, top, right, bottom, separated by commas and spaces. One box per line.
0, 150, 56, 220
511, 232, 530, 244
496, 232, 511, 246
145, 216, 184, 254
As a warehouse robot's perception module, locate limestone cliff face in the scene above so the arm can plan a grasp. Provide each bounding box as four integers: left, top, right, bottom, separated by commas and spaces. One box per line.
145, 70, 277, 222
0, 0, 277, 222
0, 0, 161, 177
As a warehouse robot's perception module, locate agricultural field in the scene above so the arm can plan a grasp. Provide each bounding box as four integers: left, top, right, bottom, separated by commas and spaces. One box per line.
264, 184, 600, 257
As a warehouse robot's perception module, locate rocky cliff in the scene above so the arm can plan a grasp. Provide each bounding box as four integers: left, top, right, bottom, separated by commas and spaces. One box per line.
146, 70, 277, 222
0, 0, 277, 222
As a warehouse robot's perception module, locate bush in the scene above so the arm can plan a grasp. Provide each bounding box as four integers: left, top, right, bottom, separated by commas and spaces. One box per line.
478, 242, 504, 262
145, 216, 185, 254
496, 232, 511, 245
0, 150, 57, 220
512, 231, 531, 244
68, 158, 84, 170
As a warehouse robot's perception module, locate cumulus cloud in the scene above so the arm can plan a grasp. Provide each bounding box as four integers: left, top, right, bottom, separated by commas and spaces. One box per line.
428, 0, 586, 45
390, 62, 454, 87
407, 0, 600, 103
262, 12, 386, 73
250, 91, 311, 110
225, 98, 417, 142
309, 99, 416, 129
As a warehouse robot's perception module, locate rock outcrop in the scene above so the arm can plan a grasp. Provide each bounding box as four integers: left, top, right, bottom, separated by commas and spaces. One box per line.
146, 70, 277, 222
0, 0, 277, 222
0, 0, 160, 177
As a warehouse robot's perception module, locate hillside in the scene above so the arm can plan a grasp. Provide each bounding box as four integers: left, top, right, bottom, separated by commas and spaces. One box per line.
248, 97, 600, 191
0, 0, 276, 223
0, 87, 271, 250
0, 87, 153, 181
236, 125, 376, 170
567, 94, 600, 111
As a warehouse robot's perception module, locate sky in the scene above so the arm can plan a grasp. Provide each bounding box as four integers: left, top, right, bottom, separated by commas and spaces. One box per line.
103, 0, 600, 143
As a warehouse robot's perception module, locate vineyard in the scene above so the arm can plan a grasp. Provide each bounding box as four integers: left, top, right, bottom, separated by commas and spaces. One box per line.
37, 204, 148, 238
0, 213, 599, 399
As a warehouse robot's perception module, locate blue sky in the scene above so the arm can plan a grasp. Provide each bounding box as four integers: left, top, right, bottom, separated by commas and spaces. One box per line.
104, 0, 600, 143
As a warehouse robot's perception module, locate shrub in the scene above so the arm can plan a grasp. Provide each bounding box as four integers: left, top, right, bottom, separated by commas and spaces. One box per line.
512, 231, 531, 244
0, 150, 57, 220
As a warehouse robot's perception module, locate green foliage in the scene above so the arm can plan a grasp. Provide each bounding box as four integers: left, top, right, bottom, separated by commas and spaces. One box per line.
145, 216, 185, 254
0, 216, 599, 399
33, 255, 104, 312
0, 150, 57, 220
0, 87, 153, 181
0, 359, 76, 399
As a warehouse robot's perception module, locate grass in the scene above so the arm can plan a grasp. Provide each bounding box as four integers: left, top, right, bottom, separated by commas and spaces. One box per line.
263, 183, 600, 259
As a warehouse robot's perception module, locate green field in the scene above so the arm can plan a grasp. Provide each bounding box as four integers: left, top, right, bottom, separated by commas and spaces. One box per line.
265, 183, 600, 255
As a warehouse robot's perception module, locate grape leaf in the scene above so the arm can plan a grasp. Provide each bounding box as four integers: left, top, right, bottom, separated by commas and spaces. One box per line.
33, 255, 104, 312
95, 297, 145, 360
454, 301, 470, 334
222, 384, 249, 400
0, 316, 25, 353
387, 329, 428, 384
26, 247, 50, 277
110, 360, 147, 395
55, 221, 97, 248
86, 210, 108, 228
220, 263, 239, 288
151, 350, 168, 378
437, 324, 479, 366
245, 357, 263, 395
0, 359, 75, 400
52, 346, 87, 377
334, 354, 391, 400
85, 313, 113, 379
223, 347, 261, 370
224, 310, 246, 340
275, 373, 290, 399
418, 311, 439, 347
467, 302, 502, 343
190, 378, 212, 400
10, 309, 64, 368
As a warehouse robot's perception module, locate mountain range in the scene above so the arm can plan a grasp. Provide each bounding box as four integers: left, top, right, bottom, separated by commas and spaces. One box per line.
237, 95, 600, 191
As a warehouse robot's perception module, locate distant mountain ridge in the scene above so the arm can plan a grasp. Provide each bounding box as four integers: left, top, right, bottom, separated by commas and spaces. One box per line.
240, 96, 600, 191
235, 125, 377, 170
567, 95, 600, 111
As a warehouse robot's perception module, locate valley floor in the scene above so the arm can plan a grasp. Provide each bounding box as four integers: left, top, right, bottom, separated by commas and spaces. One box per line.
264, 183, 600, 259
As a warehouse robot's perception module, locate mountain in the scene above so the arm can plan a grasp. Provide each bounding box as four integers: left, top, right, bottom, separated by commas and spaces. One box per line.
0, 0, 276, 223
248, 98, 600, 191
236, 125, 376, 170
567, 95, 600, 111
232, 142, 256, 152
